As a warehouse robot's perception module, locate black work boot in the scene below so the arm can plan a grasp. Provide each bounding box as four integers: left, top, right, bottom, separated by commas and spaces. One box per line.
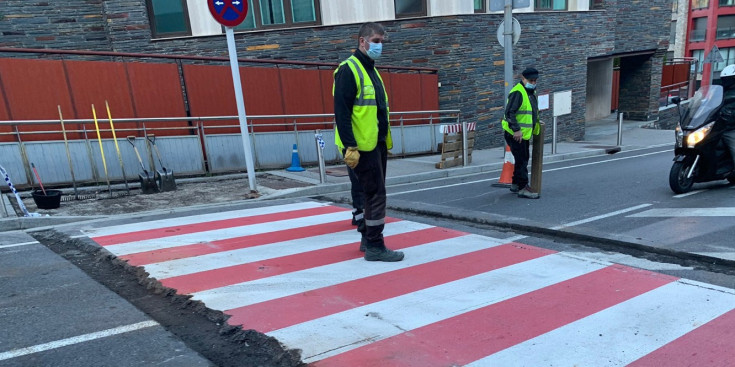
364, 240, 404, 262
359, 237, 367, 252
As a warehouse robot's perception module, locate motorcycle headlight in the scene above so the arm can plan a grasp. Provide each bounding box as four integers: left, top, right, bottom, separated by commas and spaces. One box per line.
686, 122, 715, 148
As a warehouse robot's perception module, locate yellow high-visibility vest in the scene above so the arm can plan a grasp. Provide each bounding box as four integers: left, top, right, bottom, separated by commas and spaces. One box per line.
502, 82, 540, 140
333, 55, 392, 151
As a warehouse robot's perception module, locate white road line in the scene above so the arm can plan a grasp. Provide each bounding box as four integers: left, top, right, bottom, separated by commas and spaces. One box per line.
389, 150, 670, 196
0, 241, 39, 249
191, 234, 502, 311
468, 280, 735, 367
551, 204, 652, 229
270, 254, 607, 362
143, 221, 433, 279
629, 207, 735, 217
674, 190, 706, 198
0, 320, 159, 361
104, 211, 350, 256
82, 201, 328, 237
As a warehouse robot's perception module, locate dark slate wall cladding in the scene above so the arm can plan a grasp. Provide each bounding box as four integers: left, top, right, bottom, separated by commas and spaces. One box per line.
614, 0, 671, 53
0, 1, 671, 149
100, 12, 619, 149
0, 0, 110, 51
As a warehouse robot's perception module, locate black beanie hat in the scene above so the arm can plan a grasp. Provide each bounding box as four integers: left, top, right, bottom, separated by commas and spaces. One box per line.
522, 67, 539, 80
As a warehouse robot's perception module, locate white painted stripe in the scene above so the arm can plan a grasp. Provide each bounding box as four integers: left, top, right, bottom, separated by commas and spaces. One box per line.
143, 221, 434, 279
0, 241, 39, 249
551, 204, 652, 230
629, 207, 735, 217
191, 234, 507, 311
468, 281, 735, 367
674, 189, 706, 198
70, 234, 89, 239
82, 201, 328, 237
104, 211, 350, 256
0, 320, 158, 361
268, 254, 608, 362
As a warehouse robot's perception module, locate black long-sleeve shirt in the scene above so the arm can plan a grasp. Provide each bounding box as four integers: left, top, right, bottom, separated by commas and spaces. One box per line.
504, 82, 539, 132
334, 50, 389, 149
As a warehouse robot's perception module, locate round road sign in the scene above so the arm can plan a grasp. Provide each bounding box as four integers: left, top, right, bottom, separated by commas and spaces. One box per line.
208, 0, 249, 27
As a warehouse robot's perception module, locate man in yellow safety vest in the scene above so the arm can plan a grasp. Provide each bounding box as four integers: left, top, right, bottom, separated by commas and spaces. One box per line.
501, 67, 541, 199
333, 22, 404, 262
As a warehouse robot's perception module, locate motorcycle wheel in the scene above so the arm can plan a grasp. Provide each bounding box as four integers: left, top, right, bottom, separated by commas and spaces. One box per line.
669, 161, 695, 194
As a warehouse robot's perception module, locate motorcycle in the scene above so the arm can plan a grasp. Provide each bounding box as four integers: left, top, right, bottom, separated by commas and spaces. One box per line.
669, 84, 735, 194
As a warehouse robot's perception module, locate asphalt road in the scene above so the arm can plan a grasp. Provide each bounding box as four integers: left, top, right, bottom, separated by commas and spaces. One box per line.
383, 146, 735, 265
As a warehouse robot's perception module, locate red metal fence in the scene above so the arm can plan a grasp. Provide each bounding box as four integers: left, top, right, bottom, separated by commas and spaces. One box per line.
0, 48, 439, 142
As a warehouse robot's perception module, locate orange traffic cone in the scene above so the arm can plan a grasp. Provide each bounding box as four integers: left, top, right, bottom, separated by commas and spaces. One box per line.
491, 144, 514, 188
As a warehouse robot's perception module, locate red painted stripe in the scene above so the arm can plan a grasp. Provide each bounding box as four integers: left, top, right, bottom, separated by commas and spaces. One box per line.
226, 243, 554, 333
162, 226, 465, 294
312, 265, 678, 367
91, 205, 347, 246
122, 217, 399, 266
628, 308, 735, 367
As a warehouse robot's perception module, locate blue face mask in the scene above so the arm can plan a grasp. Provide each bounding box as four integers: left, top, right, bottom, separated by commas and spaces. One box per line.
366, 42, 383, 59
525, 83, 536, 90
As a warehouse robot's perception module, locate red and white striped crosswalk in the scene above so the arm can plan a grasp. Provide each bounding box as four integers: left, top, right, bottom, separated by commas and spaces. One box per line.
82, 201, 735, 366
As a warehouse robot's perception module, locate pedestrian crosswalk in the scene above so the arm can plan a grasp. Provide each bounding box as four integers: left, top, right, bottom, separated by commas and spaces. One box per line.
81, 201, 735, 366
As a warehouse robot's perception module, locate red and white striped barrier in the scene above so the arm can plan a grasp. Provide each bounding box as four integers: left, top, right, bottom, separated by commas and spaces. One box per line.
440, 122, 476, 134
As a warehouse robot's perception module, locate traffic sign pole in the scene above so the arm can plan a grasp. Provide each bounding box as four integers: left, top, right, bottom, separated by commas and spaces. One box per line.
225, 26, 257, 192
207, 0, 256, 192
503, 0, 513, 103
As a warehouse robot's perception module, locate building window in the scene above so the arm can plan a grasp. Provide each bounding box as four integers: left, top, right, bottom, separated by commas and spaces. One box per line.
670, 21, 677, 47
535, 0, 567, 10
146, 0, 191, 38
475, 0, 486, 13
692, 49, 704, 73
395, 0, 427, 18
720, 0, 735, 6
234, 0, 320, 31
691, 0, 709, 9
717, 15, 735, 39
690, 17, 707, 42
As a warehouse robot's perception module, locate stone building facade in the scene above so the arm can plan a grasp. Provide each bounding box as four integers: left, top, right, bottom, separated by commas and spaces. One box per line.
0, 0, 672, 149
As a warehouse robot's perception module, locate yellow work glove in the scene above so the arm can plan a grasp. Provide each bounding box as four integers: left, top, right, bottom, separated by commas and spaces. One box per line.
344, 147, 360, 169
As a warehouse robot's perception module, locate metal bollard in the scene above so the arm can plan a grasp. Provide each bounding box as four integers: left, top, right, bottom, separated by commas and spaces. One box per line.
617, 112, 623, 146
462, 121, 468, 167
315, 130, 326, 184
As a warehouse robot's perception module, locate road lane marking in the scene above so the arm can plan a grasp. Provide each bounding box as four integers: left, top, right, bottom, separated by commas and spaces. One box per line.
389, 149, 671, 196
0, 241, 39, 249
468, 280, 735, 367
0, 321, 158, 361
629, 207, 735, 217
673, 190, 706, 198
551, 204, 652, 229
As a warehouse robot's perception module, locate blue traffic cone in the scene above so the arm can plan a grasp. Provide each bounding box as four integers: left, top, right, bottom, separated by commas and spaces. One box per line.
286, 144, 305, 172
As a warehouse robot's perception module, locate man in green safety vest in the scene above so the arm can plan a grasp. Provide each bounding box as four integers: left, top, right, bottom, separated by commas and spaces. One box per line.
502, 67, 541, 199
333, 22, 404, 262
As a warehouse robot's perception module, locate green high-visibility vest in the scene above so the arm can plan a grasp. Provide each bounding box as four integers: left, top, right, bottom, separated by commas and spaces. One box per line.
502, 82, 540, 140
333, 55, 392, 151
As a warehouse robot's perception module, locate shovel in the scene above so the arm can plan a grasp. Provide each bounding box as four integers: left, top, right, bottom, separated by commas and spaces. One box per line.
126, 136, 158, 194
146, 134, 176, 192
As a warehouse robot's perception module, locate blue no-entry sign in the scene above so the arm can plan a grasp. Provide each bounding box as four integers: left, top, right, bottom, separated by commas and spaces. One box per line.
208, 0, 249, 27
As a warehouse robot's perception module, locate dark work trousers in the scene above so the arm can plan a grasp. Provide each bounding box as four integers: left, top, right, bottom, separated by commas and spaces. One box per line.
504, 131, 531, 189
352, 141, 388, 248
347, 166, 364, 212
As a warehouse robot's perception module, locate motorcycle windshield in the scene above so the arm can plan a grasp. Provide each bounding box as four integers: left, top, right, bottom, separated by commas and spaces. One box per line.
683, 85, 723, 129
